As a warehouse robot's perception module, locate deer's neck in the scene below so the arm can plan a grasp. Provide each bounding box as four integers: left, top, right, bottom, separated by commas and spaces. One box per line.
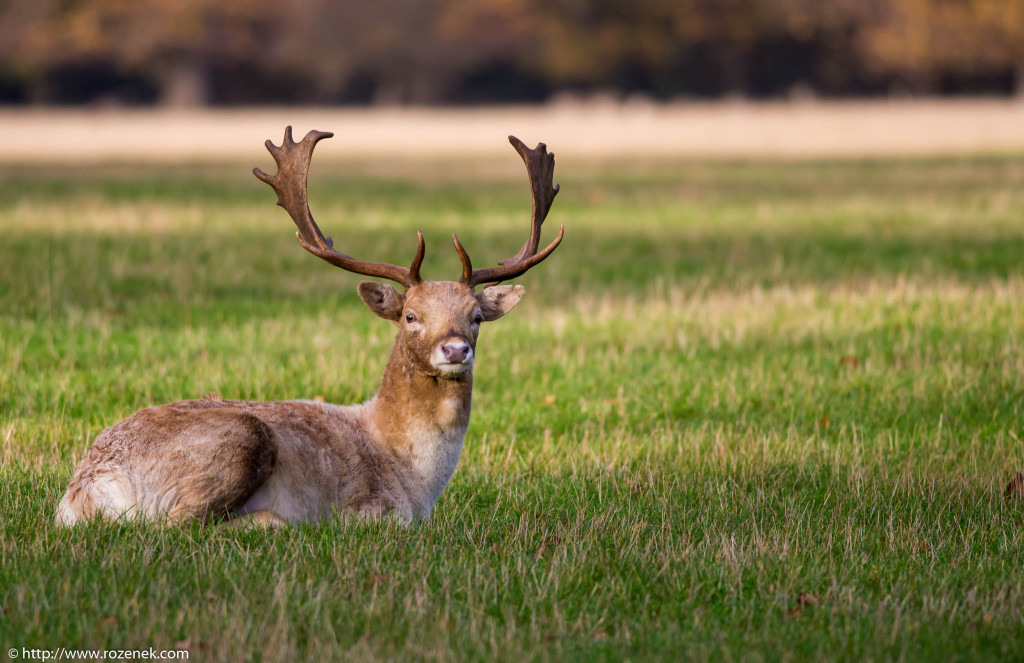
365, 336, 473, 515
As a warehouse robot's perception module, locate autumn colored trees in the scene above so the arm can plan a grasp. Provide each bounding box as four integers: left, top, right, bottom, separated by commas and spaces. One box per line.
1, 0, 1021, 105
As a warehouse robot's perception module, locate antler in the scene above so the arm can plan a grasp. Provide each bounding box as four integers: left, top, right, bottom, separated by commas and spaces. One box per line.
455, 136, 564, 289
254, 126, 424, 288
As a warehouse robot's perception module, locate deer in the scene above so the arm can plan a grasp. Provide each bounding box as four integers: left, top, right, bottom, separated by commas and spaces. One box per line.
56, 127, 563, 528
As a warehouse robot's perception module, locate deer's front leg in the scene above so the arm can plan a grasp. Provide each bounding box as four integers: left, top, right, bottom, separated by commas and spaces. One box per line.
224, 509, 289, 530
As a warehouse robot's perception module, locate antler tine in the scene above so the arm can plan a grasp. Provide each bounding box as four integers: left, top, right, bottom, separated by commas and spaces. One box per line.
409, 231, 426, 283
452, 234, 473, 283
460, 136, 564, 288
254, 126, 423, 288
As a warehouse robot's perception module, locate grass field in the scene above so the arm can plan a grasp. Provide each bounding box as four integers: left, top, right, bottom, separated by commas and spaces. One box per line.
1, 153, 1024, 661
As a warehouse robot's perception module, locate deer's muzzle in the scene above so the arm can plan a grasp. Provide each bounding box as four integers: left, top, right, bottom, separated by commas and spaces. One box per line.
431, 338, 474, 375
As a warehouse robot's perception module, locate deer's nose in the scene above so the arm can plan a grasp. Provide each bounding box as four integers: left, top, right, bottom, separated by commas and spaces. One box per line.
442, 341, 471, 363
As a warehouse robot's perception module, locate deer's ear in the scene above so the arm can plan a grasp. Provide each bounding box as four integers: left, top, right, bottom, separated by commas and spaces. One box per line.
476, 285, 525, 322
358, 282, 404, 321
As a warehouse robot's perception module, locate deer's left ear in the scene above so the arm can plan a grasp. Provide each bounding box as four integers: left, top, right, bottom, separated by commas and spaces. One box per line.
358, 281, 404, 321
476, 285, 525, 321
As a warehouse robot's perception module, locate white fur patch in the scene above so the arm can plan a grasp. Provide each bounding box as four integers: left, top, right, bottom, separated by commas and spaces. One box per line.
91, 473, 139, 521
55, 495, 81, 527
402, 419, 466, 518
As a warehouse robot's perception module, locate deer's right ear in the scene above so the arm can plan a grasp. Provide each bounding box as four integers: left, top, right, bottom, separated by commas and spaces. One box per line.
358, 281, 405, 321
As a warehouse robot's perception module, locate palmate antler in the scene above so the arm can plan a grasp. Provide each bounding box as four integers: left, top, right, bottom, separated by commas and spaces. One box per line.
454, 136, 565, 288
254, 127, 562, 290
253, 127, 424, 288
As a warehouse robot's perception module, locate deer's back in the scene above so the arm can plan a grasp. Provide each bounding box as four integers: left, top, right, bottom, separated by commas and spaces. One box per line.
57, 396, 396, 524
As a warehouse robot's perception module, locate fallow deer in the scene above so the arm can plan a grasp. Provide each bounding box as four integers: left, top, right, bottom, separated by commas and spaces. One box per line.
56, 127, 563, 527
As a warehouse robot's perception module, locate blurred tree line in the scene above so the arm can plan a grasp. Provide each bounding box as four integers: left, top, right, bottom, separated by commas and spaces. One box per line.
1, 0, 1021, 106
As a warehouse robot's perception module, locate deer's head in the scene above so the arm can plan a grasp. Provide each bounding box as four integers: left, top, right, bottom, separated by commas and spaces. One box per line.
254, 128, 563, 379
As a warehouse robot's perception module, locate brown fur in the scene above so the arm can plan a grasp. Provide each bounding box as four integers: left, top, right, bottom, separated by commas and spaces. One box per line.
57, 280, 524, 526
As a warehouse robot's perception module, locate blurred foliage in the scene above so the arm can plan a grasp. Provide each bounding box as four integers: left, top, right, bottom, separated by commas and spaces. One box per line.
0, 0, 1022, 105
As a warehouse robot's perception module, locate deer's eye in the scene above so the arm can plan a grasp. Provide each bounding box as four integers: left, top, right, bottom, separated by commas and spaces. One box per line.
472, 313, 483, 324
405, 313, 417, 323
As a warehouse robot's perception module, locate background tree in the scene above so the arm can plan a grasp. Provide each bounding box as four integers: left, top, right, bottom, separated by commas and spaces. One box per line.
1, 0, 1021, 105
855, 0, 1024, 95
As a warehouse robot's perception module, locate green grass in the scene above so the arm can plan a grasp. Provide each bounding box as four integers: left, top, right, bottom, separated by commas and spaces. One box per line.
2, 155, 1024, 661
